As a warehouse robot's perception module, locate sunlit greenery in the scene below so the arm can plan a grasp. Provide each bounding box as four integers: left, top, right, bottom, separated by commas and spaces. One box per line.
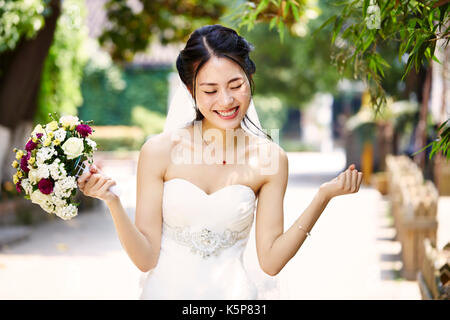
34, 0, 89, 125
0, 0, 48, 53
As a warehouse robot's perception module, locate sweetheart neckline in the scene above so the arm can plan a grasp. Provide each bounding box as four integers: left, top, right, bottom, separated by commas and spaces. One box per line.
164, 178, 256, 198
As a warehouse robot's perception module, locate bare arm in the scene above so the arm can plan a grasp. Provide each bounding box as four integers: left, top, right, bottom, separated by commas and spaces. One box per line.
78, 134, 168, 272
255, 146, 362, 276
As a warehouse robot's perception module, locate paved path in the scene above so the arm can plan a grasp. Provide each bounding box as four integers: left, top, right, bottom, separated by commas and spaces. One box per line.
1, 148, 447, 299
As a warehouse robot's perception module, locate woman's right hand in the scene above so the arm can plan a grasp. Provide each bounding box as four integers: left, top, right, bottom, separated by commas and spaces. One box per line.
77, 161, 118, 203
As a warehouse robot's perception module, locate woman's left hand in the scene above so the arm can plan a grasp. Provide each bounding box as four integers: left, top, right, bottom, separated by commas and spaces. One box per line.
319, 164, 363, 200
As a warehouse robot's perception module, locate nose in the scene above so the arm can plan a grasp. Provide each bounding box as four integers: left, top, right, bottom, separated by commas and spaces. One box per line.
217, 89, 234, 109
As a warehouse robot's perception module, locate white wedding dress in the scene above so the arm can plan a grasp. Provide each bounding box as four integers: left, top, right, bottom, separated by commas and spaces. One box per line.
139, 177, 259, 300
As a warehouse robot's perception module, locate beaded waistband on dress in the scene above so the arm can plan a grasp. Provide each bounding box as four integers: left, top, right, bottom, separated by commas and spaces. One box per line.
162, 221, 252, 258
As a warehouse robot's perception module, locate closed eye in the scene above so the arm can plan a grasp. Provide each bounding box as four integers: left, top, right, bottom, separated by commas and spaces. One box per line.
204, 84, 243, 94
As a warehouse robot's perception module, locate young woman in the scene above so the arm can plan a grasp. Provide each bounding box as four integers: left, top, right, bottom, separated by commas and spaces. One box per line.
77, 24, 363, 299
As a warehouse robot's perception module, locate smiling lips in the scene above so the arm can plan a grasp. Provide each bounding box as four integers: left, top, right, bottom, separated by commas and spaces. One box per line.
214, 106, 239, 119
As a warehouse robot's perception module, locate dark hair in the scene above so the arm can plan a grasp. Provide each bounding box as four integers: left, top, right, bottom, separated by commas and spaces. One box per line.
176, 24, 272, 141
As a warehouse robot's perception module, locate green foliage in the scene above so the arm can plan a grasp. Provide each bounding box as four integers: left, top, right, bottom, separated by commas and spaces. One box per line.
318, 0, 449, 113
78, 52, 171, 126
0, 0, 49, 53
253, 95, 287, 129
131, 105, 166, 137
34, 0, 89, 125
240, 4, 341, 110
413, 118, 450, 160
91, 126, 145, 151
318, 0, 450, 159
225, 0, 319, 44
98, 0, 228, 62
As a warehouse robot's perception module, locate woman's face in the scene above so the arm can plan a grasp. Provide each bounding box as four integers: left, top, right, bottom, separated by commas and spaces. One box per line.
193, 56, 251, 130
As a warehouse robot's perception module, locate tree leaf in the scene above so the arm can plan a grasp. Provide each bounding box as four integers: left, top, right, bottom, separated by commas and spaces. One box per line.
278, 19, 285, 44
269, 16, 278, 31
363, 0, 369, 18
291, 1, 300, 21
332, 17, 343, 44
312, 15, 337, 37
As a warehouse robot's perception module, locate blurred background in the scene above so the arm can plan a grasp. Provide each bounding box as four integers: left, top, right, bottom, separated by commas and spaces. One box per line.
0, 0, 448, 300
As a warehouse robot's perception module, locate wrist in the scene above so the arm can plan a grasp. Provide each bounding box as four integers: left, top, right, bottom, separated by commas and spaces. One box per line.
318, 186, 332, 203
105, 194, 120, 207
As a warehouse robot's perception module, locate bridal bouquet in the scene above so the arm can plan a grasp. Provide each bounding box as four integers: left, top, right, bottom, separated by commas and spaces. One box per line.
11, 113, 97, 220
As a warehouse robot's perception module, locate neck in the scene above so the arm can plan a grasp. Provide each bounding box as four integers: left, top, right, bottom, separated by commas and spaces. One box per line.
199, 118, 244, 153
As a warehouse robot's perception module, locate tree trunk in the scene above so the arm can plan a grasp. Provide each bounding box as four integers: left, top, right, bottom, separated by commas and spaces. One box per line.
0, 0, 61, 185
0, 0, 60, 127
413, 64, 432, 170
432, 32, 450, 195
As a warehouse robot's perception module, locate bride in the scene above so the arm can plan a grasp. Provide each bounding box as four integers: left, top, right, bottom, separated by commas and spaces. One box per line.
77, 24, 363, 300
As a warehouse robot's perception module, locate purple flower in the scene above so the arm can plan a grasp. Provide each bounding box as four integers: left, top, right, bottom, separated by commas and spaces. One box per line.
38, 178, 54, 195
76, 124, 92, 138
36, 133, 43, 139
25, 139, 37, 152
16, 181, 22, 193
20, 151, 31, 173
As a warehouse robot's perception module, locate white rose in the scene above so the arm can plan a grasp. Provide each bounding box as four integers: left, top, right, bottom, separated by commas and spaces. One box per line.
30, 189, 51, 205
28, 168, 39, 184
59, 115, 80, 129
39, 200, 55, 214
61, 137, 84, 159
36, 164, 50, 179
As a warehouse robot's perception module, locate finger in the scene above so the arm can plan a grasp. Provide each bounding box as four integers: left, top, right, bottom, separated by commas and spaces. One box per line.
99, 179, 116, 195
345, 168, 351, 191
356, 172, 363, 191
77, 172, 92, 189
351, 169, 358, 192
85, 173, 101, 190
338, 171, 345, 185
89, 164, 98, 173
92, 176, 111, 193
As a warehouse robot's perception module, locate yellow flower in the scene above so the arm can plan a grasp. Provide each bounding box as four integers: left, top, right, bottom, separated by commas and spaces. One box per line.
46, 121, 58, 131
43, 138, 52, 147
13, 174, 19, 184
11, 160, 19, 168
28, 157, 35, 165
31, 124, 45, 136
17, 170, 23, 178
53, 139, 61, 146
32, 137, 38, 143
48, 131, 54, 138
15, 150, 24, 160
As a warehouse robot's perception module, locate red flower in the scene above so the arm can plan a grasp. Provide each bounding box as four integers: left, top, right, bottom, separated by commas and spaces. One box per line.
76, 124, 92, 137
38, 178, 54, 195
16, 181, 22, 193
25, 139, 37, 152
20, 151, 31, 173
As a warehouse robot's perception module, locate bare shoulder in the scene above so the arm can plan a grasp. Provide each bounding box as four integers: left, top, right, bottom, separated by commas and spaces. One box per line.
138, 131, 178, 178
249, 134, 288, 163
249, 134, 288, 183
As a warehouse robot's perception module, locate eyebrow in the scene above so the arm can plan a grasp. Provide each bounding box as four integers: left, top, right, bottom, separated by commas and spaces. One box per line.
199, 77, 243, 86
